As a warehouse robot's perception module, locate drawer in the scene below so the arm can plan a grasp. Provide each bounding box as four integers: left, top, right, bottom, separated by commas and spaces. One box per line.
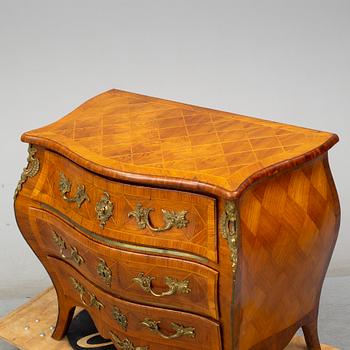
33, 149, 217, 262
47, 256, 222, 350
29, 207, 219, 319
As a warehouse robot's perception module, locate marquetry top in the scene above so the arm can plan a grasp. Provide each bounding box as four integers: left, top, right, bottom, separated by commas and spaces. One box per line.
22, 89, 338, 198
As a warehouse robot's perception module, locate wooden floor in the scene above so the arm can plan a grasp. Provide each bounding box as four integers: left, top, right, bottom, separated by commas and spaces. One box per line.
0, 287, 339, 350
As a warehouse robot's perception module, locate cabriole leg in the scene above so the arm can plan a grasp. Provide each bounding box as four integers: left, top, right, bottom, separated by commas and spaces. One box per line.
51, 291, 76, 340
302, 317, 321, 350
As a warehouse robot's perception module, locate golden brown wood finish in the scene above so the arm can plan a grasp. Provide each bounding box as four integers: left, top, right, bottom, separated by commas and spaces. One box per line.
21, 89, 338, 199
47, 256, 221, 350
29, 207, 218, 319
235, 154, 340, 350
0, 287, 339, 350
14, 90, 340, 350
32, 149, 217, 262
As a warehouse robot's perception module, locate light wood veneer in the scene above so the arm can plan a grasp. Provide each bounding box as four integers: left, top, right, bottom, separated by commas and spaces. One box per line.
14, 89, 340, 350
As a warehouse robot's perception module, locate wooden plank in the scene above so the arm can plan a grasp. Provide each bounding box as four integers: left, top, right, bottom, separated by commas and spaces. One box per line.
0, 287, 339, 350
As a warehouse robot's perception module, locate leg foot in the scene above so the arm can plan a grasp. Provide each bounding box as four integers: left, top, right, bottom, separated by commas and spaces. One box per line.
52, 294, 75, 340
302, 317, 321, 350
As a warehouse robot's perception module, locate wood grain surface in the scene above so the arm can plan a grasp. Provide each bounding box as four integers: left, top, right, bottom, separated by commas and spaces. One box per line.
0, 287, 339, 350
21, 89, 338, 198
13, 153, 340, 349
47, 256, 222, 350
14, 90, 341, 349
29, 148, 217, 263
234, 154, 340, 350
29, 207, 219, 319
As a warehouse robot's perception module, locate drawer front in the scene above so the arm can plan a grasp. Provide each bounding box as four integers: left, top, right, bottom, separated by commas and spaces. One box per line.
33, 149, 217, 262
29, 207, 219, 319
47, 256, 222, 350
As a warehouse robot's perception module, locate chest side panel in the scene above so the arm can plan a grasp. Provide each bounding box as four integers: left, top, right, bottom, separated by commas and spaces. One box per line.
237, 154, 340, 349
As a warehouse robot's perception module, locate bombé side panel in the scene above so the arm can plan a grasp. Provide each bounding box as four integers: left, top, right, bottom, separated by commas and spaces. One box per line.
235, 154, 340, 350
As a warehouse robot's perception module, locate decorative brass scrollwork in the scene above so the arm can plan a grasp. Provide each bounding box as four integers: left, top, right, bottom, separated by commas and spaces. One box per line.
70, 277, 104, 310
52, 232, 84, 265
70, 277, 86, 303
89, 294, 104, 310
132, 272, 191, 297
128, 203, 189, 233
141, 318, 195, 340
97, 258, 112, 286
95, 192, 113, 228
112, 306, 128, 331
220, 201, 238, 271
70, 247, 85, 266
110, 332, 148, 350
14, 145, 40, 199
52, 231, 66, 256
59, 173, 89, 208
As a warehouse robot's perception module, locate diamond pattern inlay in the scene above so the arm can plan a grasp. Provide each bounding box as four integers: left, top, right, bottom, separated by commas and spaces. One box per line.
23, 89, 335, 192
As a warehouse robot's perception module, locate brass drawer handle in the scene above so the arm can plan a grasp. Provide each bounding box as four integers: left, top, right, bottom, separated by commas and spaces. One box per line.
141, 319, 195, 340
96, 192, 113, 228
59, 173, 89, 208
70, 277, 104, 310
128, 203, 189, 232
97, 258, 112, 286
110, 332, 148, 350
132, 272, 191, 297
52, 232, 84, 265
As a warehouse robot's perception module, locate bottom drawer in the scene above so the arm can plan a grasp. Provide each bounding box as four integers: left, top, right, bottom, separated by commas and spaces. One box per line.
47, 256, 221, 350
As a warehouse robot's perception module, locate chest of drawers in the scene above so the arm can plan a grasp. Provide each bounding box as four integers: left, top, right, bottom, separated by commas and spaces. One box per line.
14, 89, 340, 350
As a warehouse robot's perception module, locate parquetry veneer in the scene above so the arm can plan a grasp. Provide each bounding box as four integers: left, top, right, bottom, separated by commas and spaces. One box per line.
14, 89, 340, 349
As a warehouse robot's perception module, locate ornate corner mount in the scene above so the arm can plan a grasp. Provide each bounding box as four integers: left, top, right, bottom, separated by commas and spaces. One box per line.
14, 144, 40, 199
220, 201, 238, 271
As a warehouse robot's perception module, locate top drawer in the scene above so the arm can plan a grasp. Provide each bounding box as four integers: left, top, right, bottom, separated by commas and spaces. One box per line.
31, 149, 217, 263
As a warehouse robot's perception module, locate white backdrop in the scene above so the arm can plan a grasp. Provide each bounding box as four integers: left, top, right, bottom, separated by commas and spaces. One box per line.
1, 0, 349, 298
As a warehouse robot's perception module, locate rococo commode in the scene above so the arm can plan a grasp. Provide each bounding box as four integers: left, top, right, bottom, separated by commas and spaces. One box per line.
14, 90, 340, 350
